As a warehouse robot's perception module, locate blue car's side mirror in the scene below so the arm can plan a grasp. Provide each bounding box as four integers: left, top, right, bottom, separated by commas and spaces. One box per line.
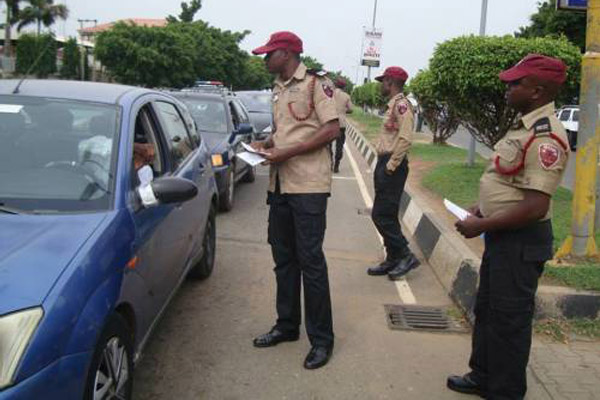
235, 123, 253, 136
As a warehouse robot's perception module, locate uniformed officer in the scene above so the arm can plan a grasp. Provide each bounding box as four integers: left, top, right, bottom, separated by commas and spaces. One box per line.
332, 78, 353, 173
250, 31, 340, 370
366, 67, 420, 280
447, 54, 569, 399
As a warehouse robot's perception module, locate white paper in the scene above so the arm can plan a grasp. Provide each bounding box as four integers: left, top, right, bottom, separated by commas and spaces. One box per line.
137, 165, 154, 186
241, 142, 262, 154
237, 151, 266, 167
444, 199, 471, 221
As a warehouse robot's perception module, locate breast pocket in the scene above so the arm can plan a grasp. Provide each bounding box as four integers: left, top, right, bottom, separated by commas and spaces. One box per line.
495, 139, 522, 172
287, 92, 311, 120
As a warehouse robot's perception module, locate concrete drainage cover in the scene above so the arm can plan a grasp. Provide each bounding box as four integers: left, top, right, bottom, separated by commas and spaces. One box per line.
384, 304, 468, 333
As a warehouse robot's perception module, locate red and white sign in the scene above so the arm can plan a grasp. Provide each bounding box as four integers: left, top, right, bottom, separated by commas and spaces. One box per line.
361, 28, 383, 68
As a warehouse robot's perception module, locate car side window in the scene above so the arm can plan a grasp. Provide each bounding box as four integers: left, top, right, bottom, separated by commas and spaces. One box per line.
154, 101, 194, 170
233, 100, 250, 124
228, 101, 241, 130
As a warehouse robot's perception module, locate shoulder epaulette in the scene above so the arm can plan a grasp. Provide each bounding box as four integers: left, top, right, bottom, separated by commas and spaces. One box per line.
307, 69, 328, 77
533, 117, 552, 135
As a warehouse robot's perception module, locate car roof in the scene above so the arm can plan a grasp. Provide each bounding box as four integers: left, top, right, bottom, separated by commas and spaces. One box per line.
170, 91, 227, 102
0, 79, 153, 104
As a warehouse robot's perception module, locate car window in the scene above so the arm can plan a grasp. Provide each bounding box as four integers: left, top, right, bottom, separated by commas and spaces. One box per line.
229, 101, 241, 129
0, 95, 119, 213
559, 110, 571, 121
237, 93, 272, 113
133, 106, 164, 178
232, 100, 250, 124
180, 98, 229, 134
572, 110, 579, 122
154, 101, 194, 170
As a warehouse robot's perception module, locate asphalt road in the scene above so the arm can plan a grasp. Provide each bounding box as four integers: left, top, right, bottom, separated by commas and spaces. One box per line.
132, 139, 549, 399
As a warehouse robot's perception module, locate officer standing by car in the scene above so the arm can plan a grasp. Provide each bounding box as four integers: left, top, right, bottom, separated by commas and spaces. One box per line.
332, 78, 353, 173
366, 66, 420, 280
250, 31, 340, 370
447, 54, 569, 400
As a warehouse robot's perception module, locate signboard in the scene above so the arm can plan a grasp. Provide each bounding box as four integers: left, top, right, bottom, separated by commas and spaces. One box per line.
557, 0, 587, 11
361, 28, 383, 68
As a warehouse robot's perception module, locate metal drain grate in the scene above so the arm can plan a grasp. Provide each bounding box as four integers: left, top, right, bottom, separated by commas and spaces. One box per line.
384, 304, 468, 333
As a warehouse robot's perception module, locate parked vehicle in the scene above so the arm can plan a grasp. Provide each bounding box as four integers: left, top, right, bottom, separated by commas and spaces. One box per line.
172, 90, 256, 211
0, 80, 218, 400
235, 90, 273, 140
557, 105, 579, 150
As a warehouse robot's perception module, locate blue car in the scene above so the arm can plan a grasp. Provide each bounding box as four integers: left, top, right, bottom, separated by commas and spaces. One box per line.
171, 91, 256, 211
0, 80, 218, 399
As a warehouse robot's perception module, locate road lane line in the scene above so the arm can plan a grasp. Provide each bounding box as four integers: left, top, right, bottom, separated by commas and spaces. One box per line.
344, 143, 417, 305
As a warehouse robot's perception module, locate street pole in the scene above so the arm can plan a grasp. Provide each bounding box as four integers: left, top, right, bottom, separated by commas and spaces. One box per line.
468, 0, 488, 166
556, 0, 600, 258
367, 0, 378, 82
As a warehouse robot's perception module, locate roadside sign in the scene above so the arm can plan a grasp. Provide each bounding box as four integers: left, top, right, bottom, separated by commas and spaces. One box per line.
361, 28, 383, 68
557, 0, 588, 11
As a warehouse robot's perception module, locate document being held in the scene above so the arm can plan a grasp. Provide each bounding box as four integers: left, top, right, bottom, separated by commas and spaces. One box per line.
444, 199, 471, 221
238, 142, 267, 166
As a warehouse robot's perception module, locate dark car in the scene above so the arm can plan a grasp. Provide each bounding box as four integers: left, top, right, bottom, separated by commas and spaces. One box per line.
236, 91, 273, 140
0, 80, 218, 399
172, 90, 256, 211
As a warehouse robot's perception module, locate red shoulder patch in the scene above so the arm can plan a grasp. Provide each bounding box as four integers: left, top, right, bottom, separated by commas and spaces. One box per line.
322, 83, 334, 98
538, 143, 560, 169
397, 103, 408, 115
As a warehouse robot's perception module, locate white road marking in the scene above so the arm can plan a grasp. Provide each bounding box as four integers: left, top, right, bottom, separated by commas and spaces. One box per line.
344, 143, 417, 305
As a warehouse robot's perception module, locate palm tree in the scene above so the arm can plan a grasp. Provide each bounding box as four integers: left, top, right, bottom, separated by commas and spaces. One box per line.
16, 0, 68, 35
3, 0, 23, 57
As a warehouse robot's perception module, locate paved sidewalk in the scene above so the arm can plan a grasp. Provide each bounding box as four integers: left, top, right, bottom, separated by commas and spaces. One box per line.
530, 340, 600, 400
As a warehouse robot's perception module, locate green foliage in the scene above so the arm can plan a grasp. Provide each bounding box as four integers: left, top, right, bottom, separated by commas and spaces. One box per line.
410, 69, 460, 144
301, 56, 323, 71
17, 0, 68, 34
328, 70, 354, 93
347, 107, 383, 142
429, 35, 581, 148
516, 0, 586, 52
167, 0, 202, 23
351, 82, 384, 109
544, 265, 600, 291
60, 37, 80, 79
16, 33, 57, 77
535, 317, 600, 342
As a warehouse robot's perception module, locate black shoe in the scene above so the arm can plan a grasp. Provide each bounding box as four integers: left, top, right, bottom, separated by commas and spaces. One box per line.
303, 345, 333, 370
253, 328, 299, 348
447, 373, 487, 397
367, 260, 397, 276
333, 165, 340, 173
387, 253, 420, 280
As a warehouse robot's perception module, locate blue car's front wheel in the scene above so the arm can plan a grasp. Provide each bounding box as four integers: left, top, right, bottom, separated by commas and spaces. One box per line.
84, 314, 134, 400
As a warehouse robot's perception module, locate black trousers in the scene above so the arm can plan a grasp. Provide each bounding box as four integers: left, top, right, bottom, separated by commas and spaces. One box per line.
469, 220, 553, 400
371, 154, 409, 261
267, 186, 334, 347
334, 128, 346, 168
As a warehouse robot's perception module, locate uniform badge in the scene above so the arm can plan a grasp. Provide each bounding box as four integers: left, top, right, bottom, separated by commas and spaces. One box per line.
322, 84, 334, 98
397, 103, 408, 115
539, 143, 560, 169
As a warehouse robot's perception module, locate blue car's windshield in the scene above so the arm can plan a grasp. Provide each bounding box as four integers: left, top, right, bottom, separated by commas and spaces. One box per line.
237, 92, 272, 113
0, 95, 119, 213
182, 98, 229, 134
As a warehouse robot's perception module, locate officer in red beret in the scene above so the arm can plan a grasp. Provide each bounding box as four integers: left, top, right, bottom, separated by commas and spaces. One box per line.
331, 78, 353, 173
250, 31, 340, 370
447, 54, 570, 399
366, 66, 420, 279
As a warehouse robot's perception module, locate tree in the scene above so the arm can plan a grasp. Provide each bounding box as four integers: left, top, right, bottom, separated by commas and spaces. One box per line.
301, 55, 323, 71
167, 0, 202, 23
238, 56, 272, 90
60, 37, 80, 79
351, 82, 384, 110
328, 70, 354, 94
516, 0, 586, 52
17, 0, 68, 35
3, 0, 23, 58
428, 35, 581, 148
15, 32, 56, 77
410, 69, 460, 144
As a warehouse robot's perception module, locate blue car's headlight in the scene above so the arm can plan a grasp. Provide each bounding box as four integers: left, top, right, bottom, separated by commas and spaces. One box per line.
0, 308, 43, 389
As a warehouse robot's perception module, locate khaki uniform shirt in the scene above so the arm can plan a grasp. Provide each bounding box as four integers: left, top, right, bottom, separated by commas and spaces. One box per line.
479, 102, 569, 220
333, 88, 352, 129
375, 93, 414, 171
269, 63, 339, 194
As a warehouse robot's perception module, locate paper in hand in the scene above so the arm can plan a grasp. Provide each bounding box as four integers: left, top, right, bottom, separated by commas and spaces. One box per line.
237, 151, 266, 167
444, 199, 471, 221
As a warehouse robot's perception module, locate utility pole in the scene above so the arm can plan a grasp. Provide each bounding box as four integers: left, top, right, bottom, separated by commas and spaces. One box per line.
367, 0, 378, 82
467, 0, 488, 167
557, 0, 600, 258
77, 19, 97, 81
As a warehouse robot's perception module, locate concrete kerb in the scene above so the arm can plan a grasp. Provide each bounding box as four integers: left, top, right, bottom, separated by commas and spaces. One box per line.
345, 122, 600, 321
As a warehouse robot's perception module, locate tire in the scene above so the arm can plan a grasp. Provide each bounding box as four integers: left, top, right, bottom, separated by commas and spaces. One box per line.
219, 168, 234, 212
188, 205, 216, 280
241, 165, 256, 183
567, 130, 577, 151
84, 314, 134, 400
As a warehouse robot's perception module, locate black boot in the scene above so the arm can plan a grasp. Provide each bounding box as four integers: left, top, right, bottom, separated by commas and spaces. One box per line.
387, 253, 420, 280
447, 373, 487, 397
367, 259, 397, 276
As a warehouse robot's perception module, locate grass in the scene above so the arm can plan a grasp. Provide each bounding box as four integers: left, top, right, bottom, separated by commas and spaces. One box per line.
346, 107, 382, 143
534, 317, 600, 343
543, 264, 600, 291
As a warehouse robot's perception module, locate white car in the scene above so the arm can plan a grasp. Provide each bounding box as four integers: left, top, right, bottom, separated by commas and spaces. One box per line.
557, 105, 579, 150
